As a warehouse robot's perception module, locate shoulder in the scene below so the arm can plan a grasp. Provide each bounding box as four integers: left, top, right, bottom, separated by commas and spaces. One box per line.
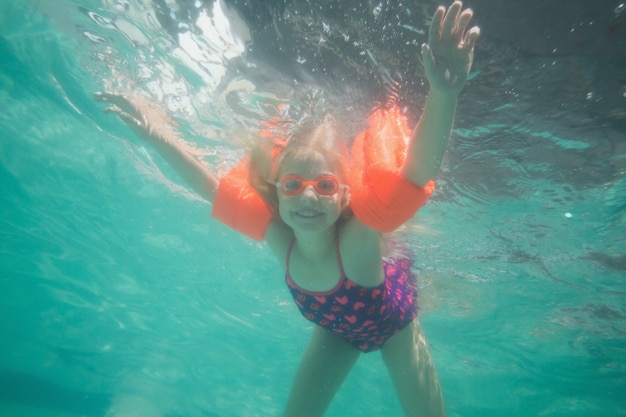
263, 219, 293, 268
339, 215, 379, 246
337, 217, 384, 285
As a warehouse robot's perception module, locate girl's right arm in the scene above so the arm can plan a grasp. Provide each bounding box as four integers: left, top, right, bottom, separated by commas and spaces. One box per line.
95, 92, 219, 202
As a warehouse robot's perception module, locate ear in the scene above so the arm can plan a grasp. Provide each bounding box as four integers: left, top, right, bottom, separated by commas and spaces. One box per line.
340, 186, 351, 211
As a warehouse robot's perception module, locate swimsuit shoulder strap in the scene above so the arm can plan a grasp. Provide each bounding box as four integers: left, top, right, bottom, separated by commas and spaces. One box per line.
334, 232, 346, 278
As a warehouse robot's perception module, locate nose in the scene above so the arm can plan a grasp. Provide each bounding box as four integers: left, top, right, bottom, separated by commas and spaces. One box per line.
299, 185, 318, 203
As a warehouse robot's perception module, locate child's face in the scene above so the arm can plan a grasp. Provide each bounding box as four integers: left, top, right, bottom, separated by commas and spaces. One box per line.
276, 152, 346, 233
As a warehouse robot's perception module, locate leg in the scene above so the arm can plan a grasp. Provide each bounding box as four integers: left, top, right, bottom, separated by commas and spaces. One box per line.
381, 319, 446, 417
283, 326, 360, 417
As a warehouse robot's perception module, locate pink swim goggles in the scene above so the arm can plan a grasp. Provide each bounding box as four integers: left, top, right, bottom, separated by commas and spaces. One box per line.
277, 174, 344, 196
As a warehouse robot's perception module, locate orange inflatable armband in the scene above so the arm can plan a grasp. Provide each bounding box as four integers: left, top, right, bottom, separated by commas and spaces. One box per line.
211, 158, 273, 241
212, 108, 433, 238
348, 106, 435, 232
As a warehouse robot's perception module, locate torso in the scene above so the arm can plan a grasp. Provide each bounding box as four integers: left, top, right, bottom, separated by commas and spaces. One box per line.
283, 233, 418, 353
265, 215, 384, 289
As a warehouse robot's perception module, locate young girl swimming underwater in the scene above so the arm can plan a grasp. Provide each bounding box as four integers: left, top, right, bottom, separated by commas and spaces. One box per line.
96, 2, 479, 416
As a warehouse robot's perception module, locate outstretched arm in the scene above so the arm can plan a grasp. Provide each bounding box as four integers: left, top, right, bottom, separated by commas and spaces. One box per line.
403, 1, 480, 187
95, 92, 220, 202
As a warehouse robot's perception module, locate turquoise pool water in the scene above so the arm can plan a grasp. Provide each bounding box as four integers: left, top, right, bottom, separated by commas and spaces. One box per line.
1, 1, 625, 416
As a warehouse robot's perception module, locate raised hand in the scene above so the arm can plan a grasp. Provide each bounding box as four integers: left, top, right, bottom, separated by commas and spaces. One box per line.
422, 1, 480, 95
95, 91, 219, 200
94, 92, 179, 142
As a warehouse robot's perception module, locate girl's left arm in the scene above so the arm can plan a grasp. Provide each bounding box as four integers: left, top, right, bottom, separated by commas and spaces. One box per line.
403, 1, 480, 187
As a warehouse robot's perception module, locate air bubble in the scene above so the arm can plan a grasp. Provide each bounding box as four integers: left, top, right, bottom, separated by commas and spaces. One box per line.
83, 31, 106, 43
87, 11, 115, 29
373, 2, 382, 17
615, 2, 625, 15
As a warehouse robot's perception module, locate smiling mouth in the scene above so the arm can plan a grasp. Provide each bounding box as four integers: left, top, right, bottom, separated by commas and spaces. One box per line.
295, 210, 323, 218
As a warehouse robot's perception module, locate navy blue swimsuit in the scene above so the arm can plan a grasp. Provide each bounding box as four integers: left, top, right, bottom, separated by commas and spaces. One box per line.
285, 238, 418, 352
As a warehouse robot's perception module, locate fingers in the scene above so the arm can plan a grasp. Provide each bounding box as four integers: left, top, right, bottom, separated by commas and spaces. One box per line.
94, 91, 106, 101
430, 2, 476, 46
94, 91, 125, 104
454, 9, 474, 42
428, 6, 445, 45
104, 105, 145, 128
119, 110, 146, 128
95, 91, 143, 120
421, 43, 435, 76
464, 26, 481, 51
95, 91, 124, 109
441, 1, 462, 42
